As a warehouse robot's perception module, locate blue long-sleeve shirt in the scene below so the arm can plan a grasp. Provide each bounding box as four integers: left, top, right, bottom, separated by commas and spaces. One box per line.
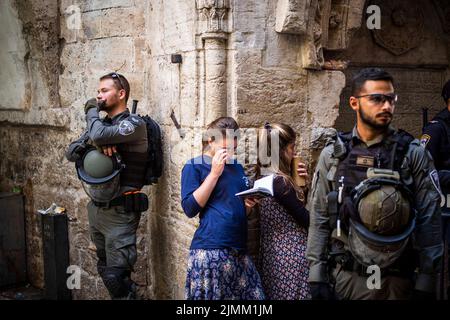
181, 155, 250, 252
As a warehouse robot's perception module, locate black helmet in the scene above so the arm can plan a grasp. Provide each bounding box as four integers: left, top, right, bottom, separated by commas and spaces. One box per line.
76, 147, 125, 202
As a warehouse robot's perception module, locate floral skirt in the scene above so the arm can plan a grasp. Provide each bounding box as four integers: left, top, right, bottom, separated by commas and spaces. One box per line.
185, 248, 265, 300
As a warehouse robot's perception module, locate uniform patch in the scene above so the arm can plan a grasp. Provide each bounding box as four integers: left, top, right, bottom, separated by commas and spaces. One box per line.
118, 120, 135, 136
420, 134, 431, 148
429, 169, 445, 206
130, 115, 140, 124
356, 156, 374, 167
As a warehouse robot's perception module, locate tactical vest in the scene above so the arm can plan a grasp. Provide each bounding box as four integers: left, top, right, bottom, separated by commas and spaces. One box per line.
329, 129, 415, 231
119, 150, 148, 189
327, 130, 417, 273
102, 114, 149, 190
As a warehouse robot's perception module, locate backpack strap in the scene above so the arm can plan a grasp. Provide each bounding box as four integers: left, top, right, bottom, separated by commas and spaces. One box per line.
391, 129, 414, 173
336, 131, 352, 158
327, 131, 352, 191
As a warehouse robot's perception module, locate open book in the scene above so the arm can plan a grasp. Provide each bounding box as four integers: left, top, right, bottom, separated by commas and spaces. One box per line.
235, 174, 274, 199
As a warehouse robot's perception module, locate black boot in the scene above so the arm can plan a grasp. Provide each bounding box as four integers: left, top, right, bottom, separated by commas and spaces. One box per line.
101, 267, 137, 300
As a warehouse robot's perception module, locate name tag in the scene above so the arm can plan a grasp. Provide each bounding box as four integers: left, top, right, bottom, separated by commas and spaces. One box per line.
356, 156, 374, 167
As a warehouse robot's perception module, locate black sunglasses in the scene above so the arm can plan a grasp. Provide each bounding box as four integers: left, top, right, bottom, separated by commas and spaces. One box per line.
110, 72, 125, 90
355, 93, 398, 105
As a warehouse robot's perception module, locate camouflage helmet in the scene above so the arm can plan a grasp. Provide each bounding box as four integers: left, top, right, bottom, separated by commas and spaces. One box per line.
357, 185, 411, 235
347, 169, 416, 268
76, 147, 124, 202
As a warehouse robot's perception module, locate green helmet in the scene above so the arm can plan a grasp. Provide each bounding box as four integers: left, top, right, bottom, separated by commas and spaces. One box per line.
76, 147, 124, 202
83, 149, 114, 178
347, 169, 416, 268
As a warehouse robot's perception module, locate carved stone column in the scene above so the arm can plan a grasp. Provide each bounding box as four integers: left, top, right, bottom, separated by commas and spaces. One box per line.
196, 0, 230, 124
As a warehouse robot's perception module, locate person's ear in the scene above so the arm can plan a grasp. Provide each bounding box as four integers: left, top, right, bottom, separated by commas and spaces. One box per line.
208, 137, 214, 148
349, 96, 359, 112
118, 89, 126, 101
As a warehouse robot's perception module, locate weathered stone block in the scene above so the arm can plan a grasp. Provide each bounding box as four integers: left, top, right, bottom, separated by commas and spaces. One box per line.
275, 0, 310, 35
83, 0, 134, 12
0, 0, 31, 111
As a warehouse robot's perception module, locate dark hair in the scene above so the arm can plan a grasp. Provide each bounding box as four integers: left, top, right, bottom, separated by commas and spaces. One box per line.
202, 117, 239, 151
351, 68, 394, 96
257, 122, 296, 176
99, 72, 131, 102
442, 80, 450, 104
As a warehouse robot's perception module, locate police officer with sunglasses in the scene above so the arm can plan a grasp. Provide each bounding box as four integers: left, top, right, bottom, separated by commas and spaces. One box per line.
66, 72, 148, 299
307, 68, 443, 300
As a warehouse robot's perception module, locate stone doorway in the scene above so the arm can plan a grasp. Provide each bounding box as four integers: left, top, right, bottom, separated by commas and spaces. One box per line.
329, 0, 450, 138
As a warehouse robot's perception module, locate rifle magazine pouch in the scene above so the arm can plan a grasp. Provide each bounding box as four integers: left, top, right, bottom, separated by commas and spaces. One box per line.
125, 192, 148, 212
124, 194, 134, 212
134, 192, 149, 212
124, 192, 149, 213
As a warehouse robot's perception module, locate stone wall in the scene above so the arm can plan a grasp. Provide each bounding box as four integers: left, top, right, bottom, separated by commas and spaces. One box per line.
0, 0, 66, 293
0, 0, 151, 299
0, 0, 449, 300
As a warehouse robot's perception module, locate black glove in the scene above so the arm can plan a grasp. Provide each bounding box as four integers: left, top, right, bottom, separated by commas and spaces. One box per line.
310, 282, 334, 300
84, 98, 98, 114
412, 290, 435, 300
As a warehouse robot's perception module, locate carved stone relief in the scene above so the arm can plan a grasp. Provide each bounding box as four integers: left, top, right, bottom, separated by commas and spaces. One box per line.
371, 0, 425, 56
275, 0, 365, 69
196, 0, 230, 35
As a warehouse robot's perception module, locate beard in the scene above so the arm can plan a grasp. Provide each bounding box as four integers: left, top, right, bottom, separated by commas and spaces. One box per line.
98, 99, 120, 112
359, 106, 393, 130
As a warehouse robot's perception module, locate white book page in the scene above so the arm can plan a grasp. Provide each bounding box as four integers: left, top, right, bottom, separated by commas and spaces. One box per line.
253, 174, 274, 195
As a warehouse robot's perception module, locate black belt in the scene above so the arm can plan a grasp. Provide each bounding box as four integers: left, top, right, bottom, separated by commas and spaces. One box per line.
338, 259, 413, 279
93, 195, 125, 208
331, 251, 413, 279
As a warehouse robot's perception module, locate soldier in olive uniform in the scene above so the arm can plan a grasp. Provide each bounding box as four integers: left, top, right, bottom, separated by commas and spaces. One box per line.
307, 68, 443, 300
66, 73, 148, 299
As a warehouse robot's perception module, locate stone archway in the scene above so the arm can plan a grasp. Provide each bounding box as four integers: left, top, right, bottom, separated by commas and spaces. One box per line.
329, 0, 450, 137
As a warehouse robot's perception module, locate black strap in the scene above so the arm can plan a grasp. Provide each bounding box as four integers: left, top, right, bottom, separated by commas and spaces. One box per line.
93, 195, 125, 208
336, 131, 353, 159
93, 192, 148, 213
391, 129, 414, 173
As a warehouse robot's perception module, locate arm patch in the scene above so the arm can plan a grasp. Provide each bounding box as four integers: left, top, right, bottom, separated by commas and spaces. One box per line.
118, 120, 136, 136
